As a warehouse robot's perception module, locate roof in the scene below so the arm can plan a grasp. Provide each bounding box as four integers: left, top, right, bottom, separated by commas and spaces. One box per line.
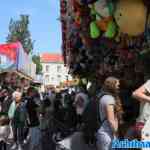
40, 53, 63, 63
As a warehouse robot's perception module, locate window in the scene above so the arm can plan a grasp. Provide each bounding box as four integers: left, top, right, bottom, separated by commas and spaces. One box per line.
45, 75, 50, 83
57, 65, 62, 73
57, 75, 61, 80
66, 75, 69, 80
46, 65, 50, 72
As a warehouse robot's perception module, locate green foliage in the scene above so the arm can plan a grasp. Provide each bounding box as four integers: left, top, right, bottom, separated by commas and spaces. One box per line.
32, 55, 42, 74
6, 15, 34, 54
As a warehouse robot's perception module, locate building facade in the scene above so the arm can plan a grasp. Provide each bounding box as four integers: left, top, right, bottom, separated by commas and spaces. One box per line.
41, 53, 72, 86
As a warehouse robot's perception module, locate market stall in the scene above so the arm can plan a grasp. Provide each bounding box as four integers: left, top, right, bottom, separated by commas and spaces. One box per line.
0, 42, 36, 91
60, 0, 150, 83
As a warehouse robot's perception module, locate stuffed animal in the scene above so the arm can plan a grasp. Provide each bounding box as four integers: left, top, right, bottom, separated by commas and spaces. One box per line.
78, 0, 98, 5
72, 0, 91, 28
89, 0, 117, 39
94, 0, 112, 18
115, 0, 147, 36
90, 21, 101, 38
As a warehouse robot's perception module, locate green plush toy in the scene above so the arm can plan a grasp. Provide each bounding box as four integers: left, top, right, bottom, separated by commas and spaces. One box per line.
89, 1, 117, 38
104, 20, 117, 38
90, 21, 101, 38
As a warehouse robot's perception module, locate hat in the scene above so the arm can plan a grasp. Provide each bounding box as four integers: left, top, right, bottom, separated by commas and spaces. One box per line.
115, 0, 147, 36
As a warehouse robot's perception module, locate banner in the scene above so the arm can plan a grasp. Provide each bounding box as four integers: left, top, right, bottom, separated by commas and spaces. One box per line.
0, 42, 19, 70
17, 43, 31, 76
0, 42, 36, 80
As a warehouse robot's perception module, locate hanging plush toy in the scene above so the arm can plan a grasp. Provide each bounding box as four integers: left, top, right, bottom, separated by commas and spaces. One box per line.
90, 21, 101, 38
89, 0, 117, 39
94, 0, 112, 17
77, 0, 98, 5
72, 0, 91, 28
115, 0, 147, 36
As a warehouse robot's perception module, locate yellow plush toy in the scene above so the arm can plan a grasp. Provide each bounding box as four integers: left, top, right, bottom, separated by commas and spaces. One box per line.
115, 0, 147, 36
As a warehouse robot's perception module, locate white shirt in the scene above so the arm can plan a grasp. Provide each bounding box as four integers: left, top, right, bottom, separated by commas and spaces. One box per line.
137, 80, 150, 123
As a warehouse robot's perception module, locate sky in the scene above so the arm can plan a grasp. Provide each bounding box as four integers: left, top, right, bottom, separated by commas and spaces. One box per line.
0, 0, 62, 54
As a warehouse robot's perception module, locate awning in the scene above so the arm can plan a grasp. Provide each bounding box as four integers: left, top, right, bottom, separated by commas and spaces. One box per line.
0, 70, 33, 81
14, 70, 33, 81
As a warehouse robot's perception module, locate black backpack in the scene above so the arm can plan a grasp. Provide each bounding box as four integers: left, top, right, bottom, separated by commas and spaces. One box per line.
81, 92, 107, 145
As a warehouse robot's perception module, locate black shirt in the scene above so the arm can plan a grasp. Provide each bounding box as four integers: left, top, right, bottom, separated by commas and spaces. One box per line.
26, 97, 40, 127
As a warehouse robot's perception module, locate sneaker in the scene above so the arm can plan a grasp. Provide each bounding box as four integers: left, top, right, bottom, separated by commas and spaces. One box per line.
23, 139, 28, 145
11, 143, 17, 150
18, 145, 23, 150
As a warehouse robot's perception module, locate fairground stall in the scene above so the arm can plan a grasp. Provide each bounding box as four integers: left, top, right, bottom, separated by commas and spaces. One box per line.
60, 0, 150, 84
60, 0, 150, 131
0, 42, 36, 91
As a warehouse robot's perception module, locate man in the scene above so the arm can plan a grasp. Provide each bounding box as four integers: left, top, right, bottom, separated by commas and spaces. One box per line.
74, 85, 89, 116
133, 80, 150, 123
132, 80, 150, 139
0, 89, 12, 114
26, 87, 41, 150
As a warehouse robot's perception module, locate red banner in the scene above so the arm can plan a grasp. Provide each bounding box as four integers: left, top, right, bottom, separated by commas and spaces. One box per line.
0, 42, 19, 62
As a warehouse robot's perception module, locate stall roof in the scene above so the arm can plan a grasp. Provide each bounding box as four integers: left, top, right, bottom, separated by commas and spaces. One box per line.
40, 53, 64, 63
0, 70, 33, 81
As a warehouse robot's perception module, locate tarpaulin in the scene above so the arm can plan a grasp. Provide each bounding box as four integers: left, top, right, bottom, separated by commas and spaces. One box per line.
0, 42, 20, 70
0, 42, 36, 80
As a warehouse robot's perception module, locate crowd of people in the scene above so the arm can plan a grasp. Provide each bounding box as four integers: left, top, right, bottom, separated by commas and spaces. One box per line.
0, 76, 149, 150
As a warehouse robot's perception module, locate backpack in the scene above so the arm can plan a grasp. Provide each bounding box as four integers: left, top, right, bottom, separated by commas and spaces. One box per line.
81, 92, 107, 145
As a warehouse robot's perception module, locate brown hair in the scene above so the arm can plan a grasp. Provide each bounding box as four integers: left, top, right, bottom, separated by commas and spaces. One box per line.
103, 77, 123, 122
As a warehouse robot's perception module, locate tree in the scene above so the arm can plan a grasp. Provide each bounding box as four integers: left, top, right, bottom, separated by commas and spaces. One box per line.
6, 15, 34, 54
32, 55, 43, 74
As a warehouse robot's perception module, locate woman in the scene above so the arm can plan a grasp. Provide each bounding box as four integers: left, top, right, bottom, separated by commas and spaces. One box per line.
96, 77, 123, 150
9, 91, 27, 150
